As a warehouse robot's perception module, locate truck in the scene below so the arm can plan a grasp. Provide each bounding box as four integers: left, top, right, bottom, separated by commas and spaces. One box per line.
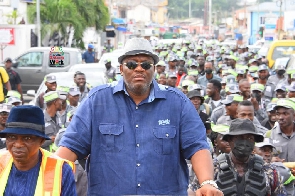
9, 47, 82, 92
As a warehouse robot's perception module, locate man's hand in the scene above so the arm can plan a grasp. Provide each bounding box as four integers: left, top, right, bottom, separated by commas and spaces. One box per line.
250, 97, 259, 111
272, 156, 285, 162
195, 184, 223, 196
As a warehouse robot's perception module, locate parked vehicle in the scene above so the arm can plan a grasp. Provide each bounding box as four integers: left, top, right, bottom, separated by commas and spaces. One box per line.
266, 40, 295, 68
285, 54, 295, 71
9, 47, 82, 92
68, 63, 105, 73
27, 71, 107, 105
98, 51, 123, 70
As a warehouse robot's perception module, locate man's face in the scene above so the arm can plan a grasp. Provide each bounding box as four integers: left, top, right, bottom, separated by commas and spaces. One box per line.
168, 61, 176, 67
190, 96, 202, 110
258, 70, 268, 80
276, 89, 286, 98
206, 83, 215, 97
5, 61, 12, 69
255, 146, 273, 163
239, 81, 251, 98
45, 82, 57, 91
156, 66, 162, 74
54, 98, 63, 111
215, 133, 231, 154
157, 75, 167, 85
120, 54, 155, 95
276, 107, 295, 129
228, 59, 235, 67
75, 75, 86, 88
268, 110, 277, 123
237, 106, 254, 121
204, 62, 213, 73
197, 57, 205, 66
167, 77, 177, 87
0, 111, 9, 126
236, 74, 245, 82
225, 102, 238, 117
288, 91, 295, 98
105, 62, 111, 69
68, 94, 80, 105
6, 134, 44, 165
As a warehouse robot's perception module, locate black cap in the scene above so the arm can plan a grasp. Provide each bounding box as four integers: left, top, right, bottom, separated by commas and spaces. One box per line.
222, 119, 264, 142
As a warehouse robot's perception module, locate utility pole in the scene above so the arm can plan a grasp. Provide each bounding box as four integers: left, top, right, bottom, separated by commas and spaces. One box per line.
36, 0, 41, 47
278, 0, 282, 40
208, 0, 212, 35
189, 0, 191, 18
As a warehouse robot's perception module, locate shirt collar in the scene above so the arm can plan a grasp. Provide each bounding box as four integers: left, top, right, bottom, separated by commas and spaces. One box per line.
44, 110, 52, 122
113, 79, 166, 102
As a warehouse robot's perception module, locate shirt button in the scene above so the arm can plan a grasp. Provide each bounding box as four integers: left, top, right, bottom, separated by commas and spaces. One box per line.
136, 143, 140, 147
136, 106, 138, 109
137, 183, 141, 187
166, 133, 169, 137
137, 163, 140, 167
136, 125, 139, 128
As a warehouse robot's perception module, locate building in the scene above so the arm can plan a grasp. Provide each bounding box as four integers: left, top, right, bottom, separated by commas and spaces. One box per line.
0, 0, 30, 25
247, 0, 295, 44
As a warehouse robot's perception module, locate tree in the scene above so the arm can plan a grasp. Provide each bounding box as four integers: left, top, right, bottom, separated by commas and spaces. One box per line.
27, 0, 109, 48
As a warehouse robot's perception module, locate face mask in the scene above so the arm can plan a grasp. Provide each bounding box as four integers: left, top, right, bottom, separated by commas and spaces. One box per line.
205, 69, 213, 74
277, 70, 285, 76
232, 139, 254, 159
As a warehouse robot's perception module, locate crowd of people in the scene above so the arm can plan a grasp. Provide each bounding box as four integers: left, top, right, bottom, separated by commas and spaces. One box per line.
0, 36, 295, 195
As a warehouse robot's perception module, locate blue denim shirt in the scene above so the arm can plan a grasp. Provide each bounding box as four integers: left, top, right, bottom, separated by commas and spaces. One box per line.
60, 79, 209, 195
82, 51, 95, 63
197, 74, 222, 88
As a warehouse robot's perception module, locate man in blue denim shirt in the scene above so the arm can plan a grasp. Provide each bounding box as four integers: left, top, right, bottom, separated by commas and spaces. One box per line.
56, 38, 223, 196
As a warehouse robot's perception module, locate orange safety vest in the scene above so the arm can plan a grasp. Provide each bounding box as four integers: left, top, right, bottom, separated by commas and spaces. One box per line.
0, 148, 75, 196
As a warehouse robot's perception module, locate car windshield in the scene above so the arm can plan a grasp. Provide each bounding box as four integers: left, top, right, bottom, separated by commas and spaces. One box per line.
271, 57, 290, 71
36, 72, 106, 95
272, 46, 295, 60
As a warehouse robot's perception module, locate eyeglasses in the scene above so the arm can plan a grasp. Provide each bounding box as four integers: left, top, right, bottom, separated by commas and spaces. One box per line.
123, 61, 153, 70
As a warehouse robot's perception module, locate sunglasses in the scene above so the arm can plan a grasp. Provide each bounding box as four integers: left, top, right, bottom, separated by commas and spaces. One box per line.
123, 61, 153, 70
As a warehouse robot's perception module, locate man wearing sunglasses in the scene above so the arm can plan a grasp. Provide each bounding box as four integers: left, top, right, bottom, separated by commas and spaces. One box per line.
56, 38, 223, 196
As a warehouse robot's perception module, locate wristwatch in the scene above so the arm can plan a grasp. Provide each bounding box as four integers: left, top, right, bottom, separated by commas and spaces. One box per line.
200, 180, 219, 189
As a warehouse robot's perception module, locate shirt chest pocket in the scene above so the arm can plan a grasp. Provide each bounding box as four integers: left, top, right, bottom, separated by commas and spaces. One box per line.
153, 126, 176, 155
99, 124, 124, 152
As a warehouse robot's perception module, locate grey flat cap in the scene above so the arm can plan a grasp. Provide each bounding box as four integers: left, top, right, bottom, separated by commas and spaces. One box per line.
118, 38, 159, 64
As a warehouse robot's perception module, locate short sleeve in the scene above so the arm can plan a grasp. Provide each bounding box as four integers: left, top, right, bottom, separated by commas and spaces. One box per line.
0, 68, 9, 83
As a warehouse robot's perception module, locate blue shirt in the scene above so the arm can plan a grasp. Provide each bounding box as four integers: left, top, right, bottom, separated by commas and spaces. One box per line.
60, 79, 209, 195
4, 152, 77, 196
82, 51, 95, 63
197, 74, 222, 88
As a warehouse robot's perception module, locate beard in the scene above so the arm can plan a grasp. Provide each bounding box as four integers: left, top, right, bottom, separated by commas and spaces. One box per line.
124, 79, 152, 96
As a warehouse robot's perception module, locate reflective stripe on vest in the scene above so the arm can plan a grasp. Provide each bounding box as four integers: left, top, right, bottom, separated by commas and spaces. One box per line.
0, 148, 74, 196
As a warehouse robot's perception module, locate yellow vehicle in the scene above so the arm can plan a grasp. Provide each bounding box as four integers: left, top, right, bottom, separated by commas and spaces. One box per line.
266, 40, 295, 68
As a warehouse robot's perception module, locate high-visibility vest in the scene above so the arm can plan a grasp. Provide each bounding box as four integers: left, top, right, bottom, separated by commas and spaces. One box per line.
0, 148, 75, 196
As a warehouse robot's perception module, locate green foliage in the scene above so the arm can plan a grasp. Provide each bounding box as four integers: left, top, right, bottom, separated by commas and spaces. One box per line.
27, 0, 109, 48
5, 10, 20, 24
